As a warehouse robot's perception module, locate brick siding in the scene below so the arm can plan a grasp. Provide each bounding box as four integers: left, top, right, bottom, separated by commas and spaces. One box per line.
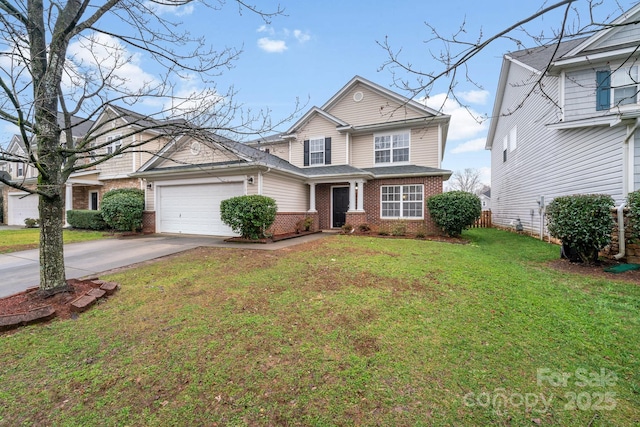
268, 212, 319, 235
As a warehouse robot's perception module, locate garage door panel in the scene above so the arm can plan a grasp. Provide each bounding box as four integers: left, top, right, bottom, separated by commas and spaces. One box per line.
8, 194, 39, 226
158, 183, 243, 236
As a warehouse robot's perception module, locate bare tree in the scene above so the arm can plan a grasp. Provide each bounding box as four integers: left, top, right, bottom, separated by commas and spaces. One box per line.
0, 0, 292, 295
378, 0, 633, 114
447, 168, 483, 193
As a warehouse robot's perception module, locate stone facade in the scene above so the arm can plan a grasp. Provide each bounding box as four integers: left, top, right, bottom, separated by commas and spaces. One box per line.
606, 208, 640, 264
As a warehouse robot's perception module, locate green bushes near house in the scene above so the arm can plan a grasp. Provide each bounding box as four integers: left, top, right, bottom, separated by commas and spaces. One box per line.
66, 210, 108, 230
426, 191, 481, 237
627, 190, 640, 240
101, 188, 145, 232
220, 195, 277, 240
546, 194, 614, 264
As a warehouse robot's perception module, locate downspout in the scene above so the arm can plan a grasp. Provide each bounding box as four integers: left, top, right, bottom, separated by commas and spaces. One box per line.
616, 118, 640, 259
614, 202, 626, 260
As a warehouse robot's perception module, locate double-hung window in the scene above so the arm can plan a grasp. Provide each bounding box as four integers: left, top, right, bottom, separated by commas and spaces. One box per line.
612, 66, 639, 107
597, 66, 640, 110
106, 135, 122, 156
374, 131, 410, 164
381, 184, 423, 218
309, 138, 325, 166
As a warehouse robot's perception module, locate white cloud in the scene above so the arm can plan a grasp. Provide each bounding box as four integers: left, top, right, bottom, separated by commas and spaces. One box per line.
293, 29, 311, 43
424, 93, 488, 141
256, 27, 310, 53
142, 1, 194, 16
257, 37, 288, 53
458, 89, 490, 105
451, 137, 486, 154
66, 32, 158, 93
479, 166, 491, 185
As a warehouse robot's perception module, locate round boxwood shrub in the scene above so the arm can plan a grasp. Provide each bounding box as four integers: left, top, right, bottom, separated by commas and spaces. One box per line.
220, 195, 277, 240
426, 191, 481, 237
627, 190, 640, 240
67, 209, 108, 230
545, 194, 614, 264
101, 188, 145, 232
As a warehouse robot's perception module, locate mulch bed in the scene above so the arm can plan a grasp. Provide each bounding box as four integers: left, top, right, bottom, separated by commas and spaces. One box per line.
0, 278, 119, 334
225, 230, 320, 244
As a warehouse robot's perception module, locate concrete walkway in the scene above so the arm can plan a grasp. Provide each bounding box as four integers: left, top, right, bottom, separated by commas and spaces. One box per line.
0, 232, 332, 299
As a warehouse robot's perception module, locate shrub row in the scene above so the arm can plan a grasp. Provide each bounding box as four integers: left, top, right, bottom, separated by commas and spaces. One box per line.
67, 188, 145, 232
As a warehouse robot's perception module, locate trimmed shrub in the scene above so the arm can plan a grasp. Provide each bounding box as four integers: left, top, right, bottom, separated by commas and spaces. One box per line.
24, 218, 39, 228
546, 194, 614, 264
426, 191, 481, 237
66, 210, 108, 230
220, 195, 277, 240
101, 188, 145, 232
627, 190, 640, 240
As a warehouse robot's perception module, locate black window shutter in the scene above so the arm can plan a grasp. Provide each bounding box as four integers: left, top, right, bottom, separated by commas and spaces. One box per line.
324, 137, 331, 165
303, 140, 309, 166
596, 70, 611, 111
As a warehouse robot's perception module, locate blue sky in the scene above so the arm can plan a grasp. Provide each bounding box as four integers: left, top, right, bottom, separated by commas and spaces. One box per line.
174, 0, 637, 184
3, 0, 637, 184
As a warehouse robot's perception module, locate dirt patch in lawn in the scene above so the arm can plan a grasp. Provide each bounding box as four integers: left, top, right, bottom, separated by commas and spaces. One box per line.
548, 258, 640, 285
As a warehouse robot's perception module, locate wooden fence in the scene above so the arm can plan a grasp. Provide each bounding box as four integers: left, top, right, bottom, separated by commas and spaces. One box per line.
473, 210, 492, 228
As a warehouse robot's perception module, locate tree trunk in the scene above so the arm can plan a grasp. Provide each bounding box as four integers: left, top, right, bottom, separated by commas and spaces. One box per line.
38, 182, 69, 296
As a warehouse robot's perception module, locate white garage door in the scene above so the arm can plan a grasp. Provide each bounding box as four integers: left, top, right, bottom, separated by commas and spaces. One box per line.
8, 193, 39, 226
157, 182, 243, 236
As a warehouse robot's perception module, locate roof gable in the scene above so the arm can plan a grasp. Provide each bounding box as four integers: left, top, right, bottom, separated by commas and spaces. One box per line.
284, 107, 349, 135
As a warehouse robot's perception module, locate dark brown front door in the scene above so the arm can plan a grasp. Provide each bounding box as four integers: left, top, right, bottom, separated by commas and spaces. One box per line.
332, 187, 349, 228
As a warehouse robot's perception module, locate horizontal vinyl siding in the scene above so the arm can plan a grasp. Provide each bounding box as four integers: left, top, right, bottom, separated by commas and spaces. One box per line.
290, 116, 346, 167
564, 68, 601, 121
157, 140, 239, 167
491, 62, 625, 234
349, 126, 439, 169
327, 83, 425, 127
262, 173, 308, 212
590, 24, 640, 50
145, 186, 155, 211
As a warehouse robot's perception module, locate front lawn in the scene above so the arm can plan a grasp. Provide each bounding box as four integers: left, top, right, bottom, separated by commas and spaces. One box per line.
0, 228, 109, 253
1, 229, 638, 425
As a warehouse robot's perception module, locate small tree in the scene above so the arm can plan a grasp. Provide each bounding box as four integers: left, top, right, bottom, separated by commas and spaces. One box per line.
427, 191, 481, 237
546, 194, 614, 264
220, 195, 277, 240
101, 188, 145, 232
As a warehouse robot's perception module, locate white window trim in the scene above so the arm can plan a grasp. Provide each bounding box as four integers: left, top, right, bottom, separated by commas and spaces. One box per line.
309, 137, 325, 166
373, 130, 411, 165
508, 126, 517, 152
380, 184, 424, 219
611, 65, 639, 107
106, 135, 123, 157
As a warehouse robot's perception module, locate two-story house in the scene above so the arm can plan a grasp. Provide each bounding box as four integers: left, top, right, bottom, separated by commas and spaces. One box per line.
133, 75, 452, 235
486, 4, 640, 234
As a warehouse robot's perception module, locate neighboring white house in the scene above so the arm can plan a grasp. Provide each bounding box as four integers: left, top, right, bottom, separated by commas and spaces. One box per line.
486, 4, 640, 233
479, 189, 491, 211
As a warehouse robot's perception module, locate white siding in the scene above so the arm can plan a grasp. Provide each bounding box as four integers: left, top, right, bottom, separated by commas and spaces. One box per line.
491, 61, 625, 234
350, 127, 439, 169
290, 116, 346, 168
564, 68, 602, 121
262, 173, 308, 212
589, 18, 640, 50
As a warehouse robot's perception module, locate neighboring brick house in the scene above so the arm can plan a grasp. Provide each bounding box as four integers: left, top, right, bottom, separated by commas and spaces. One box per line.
135, 76, 452, 235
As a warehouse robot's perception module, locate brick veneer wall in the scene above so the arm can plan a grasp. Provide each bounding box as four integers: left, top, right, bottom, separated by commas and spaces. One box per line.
363, 176, 443, 234
268, 212, 319, 235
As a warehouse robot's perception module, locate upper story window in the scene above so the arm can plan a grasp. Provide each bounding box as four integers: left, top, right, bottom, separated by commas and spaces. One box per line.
612, 66, 638, 106
17, 163, 24, 177
106, 135, 122, 157
303, 137, 331, 167
596, 67, 639, 110
374, 131, 410, 164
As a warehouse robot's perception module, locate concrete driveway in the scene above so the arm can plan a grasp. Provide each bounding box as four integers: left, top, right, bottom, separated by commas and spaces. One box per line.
0, 233, 330, 299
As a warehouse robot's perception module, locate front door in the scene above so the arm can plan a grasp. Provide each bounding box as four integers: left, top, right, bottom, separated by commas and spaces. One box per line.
332, 187, 349, 228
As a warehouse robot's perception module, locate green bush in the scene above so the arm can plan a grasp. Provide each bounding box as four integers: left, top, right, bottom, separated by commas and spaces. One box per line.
100, 188, 145, 232
546, 194, 614, 264
627, 190, 640, 240
220, 195, 277, 240
66, 210, 108, 230
426, 191, 481, 237
24, 218, 39, 228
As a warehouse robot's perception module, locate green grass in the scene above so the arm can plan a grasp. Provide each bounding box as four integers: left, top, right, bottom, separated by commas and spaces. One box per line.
0, 228, 110, 253
1, 228, 638, 426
